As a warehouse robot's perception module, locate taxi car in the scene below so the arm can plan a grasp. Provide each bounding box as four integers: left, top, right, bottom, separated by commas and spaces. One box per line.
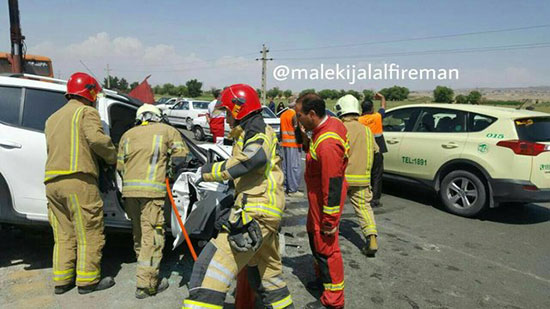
382, 103, 550, 217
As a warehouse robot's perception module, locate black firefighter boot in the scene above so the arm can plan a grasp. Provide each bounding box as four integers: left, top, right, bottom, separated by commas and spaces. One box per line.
77, 276, 115, 294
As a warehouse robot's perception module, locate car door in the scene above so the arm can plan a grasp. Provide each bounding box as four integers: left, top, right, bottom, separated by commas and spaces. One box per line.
166, 101, 189, 126
0, 86, 66, 221
398, 107, 468, 180
382, 107, 421, 174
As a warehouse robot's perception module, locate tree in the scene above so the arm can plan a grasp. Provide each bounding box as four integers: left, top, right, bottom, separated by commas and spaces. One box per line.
318, 89, 334, 100
175, 85, 188, 97
162, 83, 176, 96
346, 90, 362, 100
468, 90, 482, 104
299, 88, 316, 97
379, 86, 409, 101
118, 78, 129, 92
362, 90, 374, 101
186, 79, 203, 97
267, 87, 282, 99
103, 76, 120, 90
210, 87, 221, 98
153, 85, 163, 95
256, 88, 263, 97
455, 94, 468, 104
283, 89, 293, 98
130, 81, 139, 90
433, 86, 454, 103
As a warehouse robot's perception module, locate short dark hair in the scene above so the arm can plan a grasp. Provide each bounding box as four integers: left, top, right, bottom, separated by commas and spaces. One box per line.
297, 93, 326, 117
361, 99, 374, 114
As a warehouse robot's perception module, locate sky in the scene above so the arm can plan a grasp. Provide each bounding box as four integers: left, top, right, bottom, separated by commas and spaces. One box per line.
1, 0, 550, 92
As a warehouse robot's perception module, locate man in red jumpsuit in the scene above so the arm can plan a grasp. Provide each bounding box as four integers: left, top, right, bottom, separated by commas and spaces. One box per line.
295, 93, 349, 309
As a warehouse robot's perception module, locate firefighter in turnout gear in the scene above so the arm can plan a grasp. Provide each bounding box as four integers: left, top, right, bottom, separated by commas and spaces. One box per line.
44, 72, 117, 295
335, 95, 379, 257
296, 93, 349, 309
117, 104, 189, 299
183, 84, 294, 309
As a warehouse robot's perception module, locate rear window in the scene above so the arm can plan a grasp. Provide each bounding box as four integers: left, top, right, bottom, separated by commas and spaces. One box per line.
515, 117, 550, 142
468, 113, 497, 132
192, 101, 209, 109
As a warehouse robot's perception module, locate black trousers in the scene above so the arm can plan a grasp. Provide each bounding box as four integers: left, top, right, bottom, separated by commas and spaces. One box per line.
371, 152, 384, 203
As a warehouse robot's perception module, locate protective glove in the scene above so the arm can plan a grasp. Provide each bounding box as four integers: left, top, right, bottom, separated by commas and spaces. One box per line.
228, 219, 263, 252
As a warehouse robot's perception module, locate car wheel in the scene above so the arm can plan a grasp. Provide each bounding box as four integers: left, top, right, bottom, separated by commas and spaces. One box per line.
440, 170, 487, 217
193, 126, 205, 141
186, 118, 193, 131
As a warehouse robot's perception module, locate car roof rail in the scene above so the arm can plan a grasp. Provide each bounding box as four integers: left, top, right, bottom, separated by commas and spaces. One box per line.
3, 73, 69, 84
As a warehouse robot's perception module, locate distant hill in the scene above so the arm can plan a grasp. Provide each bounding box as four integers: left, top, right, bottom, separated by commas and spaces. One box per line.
411, 86, 550, 102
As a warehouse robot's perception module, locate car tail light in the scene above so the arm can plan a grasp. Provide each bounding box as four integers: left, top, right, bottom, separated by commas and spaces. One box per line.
496, 140, 549, 156
522, 185, 539, 191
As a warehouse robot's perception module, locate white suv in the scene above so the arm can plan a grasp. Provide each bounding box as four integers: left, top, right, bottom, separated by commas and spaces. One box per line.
382, 103, 550, 217
0, 75, 230, 237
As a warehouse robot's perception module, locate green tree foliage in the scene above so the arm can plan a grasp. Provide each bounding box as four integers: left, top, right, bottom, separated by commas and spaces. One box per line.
299, 88, 316, 97
433, 86, 454, 103
318, 89, 335, 100
153, 85, 163, 94
346, 90, 362, 100
186, 79, 203, 97
162, 83, 176, 96
467, 90, 482, 104
283, 89, 293, 98
362, 90, 374, 101
175, 85, 188, 97
130, 81, 139, 90
455, 94, 468, 104
379, 86, 409, 101
267, 87, 282, 99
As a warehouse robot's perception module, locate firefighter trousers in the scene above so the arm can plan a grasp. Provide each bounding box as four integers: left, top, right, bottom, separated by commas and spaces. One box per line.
308, 231, 345, 309
125, 198, 165, 289
347, 186, 377, 237
46, 173, 105, 287
183, 224, 293, 309
371, 152, 384, 204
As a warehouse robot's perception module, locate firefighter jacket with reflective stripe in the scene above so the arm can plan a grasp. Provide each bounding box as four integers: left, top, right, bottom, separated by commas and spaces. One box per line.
45, 100, 116, 183
201, 113, 285, 232
342, 115, 379, 187
305, 116, 349, 231
116, 122, 189, 198
280, 109, 299, 148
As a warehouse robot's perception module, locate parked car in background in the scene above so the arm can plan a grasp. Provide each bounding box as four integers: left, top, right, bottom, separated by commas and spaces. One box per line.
382, 103, 550, 217
191, 106, 280, 142
164, 99, 210, 130
155, 97, 179, 110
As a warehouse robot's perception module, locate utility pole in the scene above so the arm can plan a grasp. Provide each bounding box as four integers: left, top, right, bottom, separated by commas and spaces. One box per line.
105, 64, 111, 89
8, 0, 25, 74
256, 44, 272, 105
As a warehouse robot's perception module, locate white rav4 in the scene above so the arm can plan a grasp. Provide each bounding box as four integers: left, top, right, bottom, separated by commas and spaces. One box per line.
0, 75, 231, 243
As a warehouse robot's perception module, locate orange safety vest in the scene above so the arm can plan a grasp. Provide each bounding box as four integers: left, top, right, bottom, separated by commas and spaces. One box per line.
358, 113, 383, 136
280, 109, 299, 148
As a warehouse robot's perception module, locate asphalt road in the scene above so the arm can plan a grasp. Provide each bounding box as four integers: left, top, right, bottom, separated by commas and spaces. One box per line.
1, 128, 549, 308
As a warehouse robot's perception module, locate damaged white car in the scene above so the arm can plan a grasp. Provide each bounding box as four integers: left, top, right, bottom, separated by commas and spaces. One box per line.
0, 74, 232, 247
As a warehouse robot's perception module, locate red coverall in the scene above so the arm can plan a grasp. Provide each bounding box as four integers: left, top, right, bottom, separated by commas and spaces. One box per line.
305, 116, 349, 309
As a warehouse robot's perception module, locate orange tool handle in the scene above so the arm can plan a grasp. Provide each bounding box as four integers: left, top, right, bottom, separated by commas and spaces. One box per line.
166, 178, 198, 261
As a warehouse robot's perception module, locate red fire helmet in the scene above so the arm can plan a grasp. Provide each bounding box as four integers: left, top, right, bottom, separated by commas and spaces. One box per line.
217, 84, 261, 120
65, 72, 102, 103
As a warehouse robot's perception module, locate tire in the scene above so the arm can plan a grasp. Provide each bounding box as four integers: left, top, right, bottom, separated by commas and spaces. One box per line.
193, 126, 205, 141
439, 170, 487, 217
186, 118, 193, 131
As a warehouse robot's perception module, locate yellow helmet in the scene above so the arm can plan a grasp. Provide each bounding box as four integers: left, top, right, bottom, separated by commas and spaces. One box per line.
335, 94, 360, 117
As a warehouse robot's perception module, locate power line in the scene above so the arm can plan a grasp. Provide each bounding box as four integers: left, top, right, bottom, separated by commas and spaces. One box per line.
275, 41, 550, 61
271, 24, 550, 53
